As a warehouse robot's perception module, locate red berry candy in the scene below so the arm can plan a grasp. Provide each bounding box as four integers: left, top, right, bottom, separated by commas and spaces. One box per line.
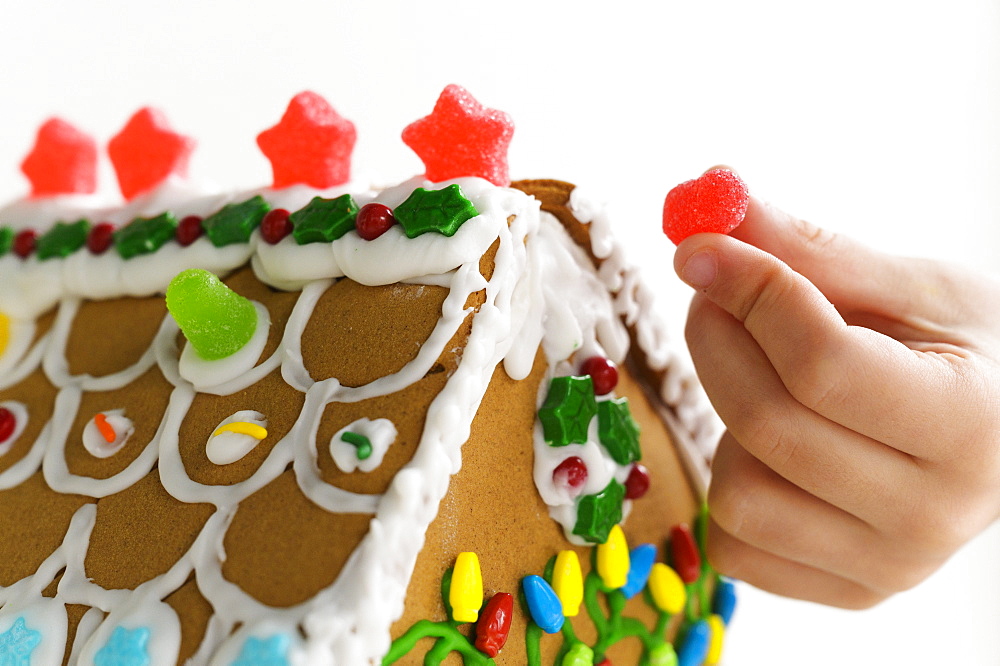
260, 208, 293, 244
624, 463, 650, 500
13, 229, 37, 258
597, 660, 613, 666
552, 456, 588, 494
662, 168, 749, 245
580, 356, 618, 395
402, 84, 514, 186
86, 222, 115, 254
356, 203, 396, 240
175, 215, 204, 246
0, 407, 15, 444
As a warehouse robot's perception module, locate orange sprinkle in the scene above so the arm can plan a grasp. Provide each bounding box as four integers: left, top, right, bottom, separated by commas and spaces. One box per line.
94, 413, 116, 444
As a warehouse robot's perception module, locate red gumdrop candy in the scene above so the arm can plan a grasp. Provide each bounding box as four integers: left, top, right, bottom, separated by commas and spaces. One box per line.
13, 230, 37, 258
356, 203, 396, 241
175, 215, 204, 246
260, 209, 292, 245
580, 356, 618, 396
624, 463, 650, 500
20, 118, 98, 198
108, 107, 195, 201
87, 222, 115, 255
662, 168, 749, 245
402, 84, 514, 187
552, 456, 588, 495
257, 91, 356, 189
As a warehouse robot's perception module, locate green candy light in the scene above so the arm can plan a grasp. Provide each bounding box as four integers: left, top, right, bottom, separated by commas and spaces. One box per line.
166, 269, 257, 361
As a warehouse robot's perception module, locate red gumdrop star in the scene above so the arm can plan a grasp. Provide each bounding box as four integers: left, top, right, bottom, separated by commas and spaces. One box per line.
108, 107, 195, 201
402, 84, 514, 187
256, 91, 356, 190
20, 118, 98, 198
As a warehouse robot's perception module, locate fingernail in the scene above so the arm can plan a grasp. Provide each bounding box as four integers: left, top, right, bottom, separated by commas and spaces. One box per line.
680, 250, 718, 289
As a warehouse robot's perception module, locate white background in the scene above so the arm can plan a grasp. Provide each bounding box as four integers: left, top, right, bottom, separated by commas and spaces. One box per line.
1, 1, 999, 664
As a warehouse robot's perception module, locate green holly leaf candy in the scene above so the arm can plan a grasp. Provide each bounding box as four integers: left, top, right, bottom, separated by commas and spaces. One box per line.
597, 397, 641, 465
394, 184, 479, 238
289, 194, 359, 244
115, 211, 178, 259
202, 195, 271, 247
165, 268, 258, 361
0, 228, 14, 256
36, 219, 91, 260
538, 375, 598, 446
573, 479, 625, 544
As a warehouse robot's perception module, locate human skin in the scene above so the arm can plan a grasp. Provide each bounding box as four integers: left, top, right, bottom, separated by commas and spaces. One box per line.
672, 193, 1000, 608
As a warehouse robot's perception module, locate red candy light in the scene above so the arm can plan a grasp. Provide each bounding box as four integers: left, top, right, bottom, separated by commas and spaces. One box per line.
13, 230, 37, 258
20, 118, 98, 198
355, 203, 396, 241
402, 84, 514, 187
474, 592, 513, 658
260, 209, 292, 245
108, 107, 195, 201
580, 356, 618, 396
669, 523, 702, 584
175, 215, 204, 247
662, 169, 749, 245
624, 463, 650, 500
257, 91, 356, 190
552, 456, 588, 495
0, 407, 16, 444
86, 222, 115, 255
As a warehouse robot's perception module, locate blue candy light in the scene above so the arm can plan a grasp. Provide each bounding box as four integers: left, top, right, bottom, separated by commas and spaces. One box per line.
620, 543, 657, 599
522, 575, 565, 634
676, 620, 711, 666
713, 578, 738, 625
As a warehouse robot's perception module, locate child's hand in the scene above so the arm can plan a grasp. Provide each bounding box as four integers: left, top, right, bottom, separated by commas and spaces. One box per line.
673, 194, 1000, 608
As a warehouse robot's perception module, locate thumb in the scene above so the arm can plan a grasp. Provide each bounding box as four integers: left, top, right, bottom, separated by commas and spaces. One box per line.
729, 196, 954, 325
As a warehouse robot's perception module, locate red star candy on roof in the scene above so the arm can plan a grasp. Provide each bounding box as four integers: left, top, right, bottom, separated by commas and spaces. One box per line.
20, 118, 98, 198
108, 107, 195, 201
402, 84, 514, 187
256, 91, 356, 190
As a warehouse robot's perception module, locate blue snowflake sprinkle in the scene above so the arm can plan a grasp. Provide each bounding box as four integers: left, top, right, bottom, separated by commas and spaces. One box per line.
0, 617, 42, 666
231, 634, 291, 666
94, 626, 150, 666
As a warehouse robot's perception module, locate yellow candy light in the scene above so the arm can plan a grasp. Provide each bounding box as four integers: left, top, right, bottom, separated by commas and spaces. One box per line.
596, 524, 630, 589
450, 552, 483, 623
648, 563, 686, 615
212, 422, 268, 440
552, 550, 583, 617
706, 614, 726, 664
0, 312, 9, 357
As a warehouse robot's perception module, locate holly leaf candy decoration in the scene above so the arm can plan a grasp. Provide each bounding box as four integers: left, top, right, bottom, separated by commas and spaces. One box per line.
597, 397, 641, 465
108, 108, 195, 201
394, 185, 478, 238
202, 195, 271, 247
573, 479, 626, 544
257, 91, 356, 189
662, 168, 749, 245
538, 375, 598, 446
114, 212, 178, 259
36, 219, 90, 260
402, 84, 514, 187
20, 118, 98, 197
289, 194, 360, 244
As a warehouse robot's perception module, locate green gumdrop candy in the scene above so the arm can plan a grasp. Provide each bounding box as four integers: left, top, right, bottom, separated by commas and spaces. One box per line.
165, 269, 257, 361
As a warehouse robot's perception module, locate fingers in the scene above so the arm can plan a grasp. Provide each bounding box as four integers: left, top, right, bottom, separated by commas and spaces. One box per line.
674, 231, 966, 459
687, 292, 918, 517
709, 434, 944, 603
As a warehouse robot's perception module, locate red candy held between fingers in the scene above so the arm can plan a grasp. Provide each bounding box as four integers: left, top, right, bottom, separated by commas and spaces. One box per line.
662, 169, 749, 245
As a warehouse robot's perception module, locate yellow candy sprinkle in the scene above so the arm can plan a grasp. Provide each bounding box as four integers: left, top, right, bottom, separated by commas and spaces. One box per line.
706, 614, 726, 664
0, 312, 9, 356
450, 552, 483, 623
648, 563, 686, 615
212, 421, 268, 440
552, 550, 583, 617
596, 524, 630, 589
